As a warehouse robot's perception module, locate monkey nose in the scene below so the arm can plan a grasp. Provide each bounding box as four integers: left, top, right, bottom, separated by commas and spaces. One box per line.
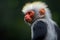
24, 15, 31, 22
25, 15, 30, 19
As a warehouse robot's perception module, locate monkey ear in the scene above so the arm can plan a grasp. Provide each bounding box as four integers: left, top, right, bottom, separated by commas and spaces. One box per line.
39, 8, 45, 17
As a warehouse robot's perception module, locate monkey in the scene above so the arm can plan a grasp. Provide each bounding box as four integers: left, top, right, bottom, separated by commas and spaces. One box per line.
22, 1, 60, 40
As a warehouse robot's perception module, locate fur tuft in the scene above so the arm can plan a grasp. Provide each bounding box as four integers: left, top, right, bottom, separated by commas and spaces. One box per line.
22, 1, 48, 14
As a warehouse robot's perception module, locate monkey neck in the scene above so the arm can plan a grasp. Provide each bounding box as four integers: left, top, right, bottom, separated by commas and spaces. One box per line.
31, 17, 45, 24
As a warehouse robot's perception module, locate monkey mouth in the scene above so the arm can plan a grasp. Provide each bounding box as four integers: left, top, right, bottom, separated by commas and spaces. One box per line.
24, 17, 32, 23
26, 19, 32, 23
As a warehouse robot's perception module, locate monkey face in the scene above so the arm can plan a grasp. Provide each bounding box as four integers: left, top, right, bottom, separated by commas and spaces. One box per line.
24, 10, 35, 23
24, 8, 45, 23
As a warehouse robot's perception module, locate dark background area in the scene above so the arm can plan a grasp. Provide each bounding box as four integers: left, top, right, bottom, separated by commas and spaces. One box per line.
0, 0, 60, 40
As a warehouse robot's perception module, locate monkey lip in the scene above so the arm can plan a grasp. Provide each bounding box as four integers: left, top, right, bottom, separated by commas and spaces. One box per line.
26, 19, 32, 23
25, 17, 32, 23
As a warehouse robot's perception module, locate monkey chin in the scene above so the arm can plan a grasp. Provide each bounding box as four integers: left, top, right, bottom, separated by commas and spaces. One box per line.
25, 18, 33, 24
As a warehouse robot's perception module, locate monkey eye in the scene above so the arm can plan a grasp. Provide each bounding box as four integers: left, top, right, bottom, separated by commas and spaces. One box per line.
27, 11, 32, 15
26, 11, 34, 14
25, 11, 31, 15
26, 10, 35, 17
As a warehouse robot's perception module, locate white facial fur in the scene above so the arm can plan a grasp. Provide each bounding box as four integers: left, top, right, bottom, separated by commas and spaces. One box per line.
22, 1, 52, 25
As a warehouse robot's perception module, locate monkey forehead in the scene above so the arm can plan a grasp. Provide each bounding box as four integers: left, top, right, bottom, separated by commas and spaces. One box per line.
22, 1, 48, 14
22, 3, 34, 14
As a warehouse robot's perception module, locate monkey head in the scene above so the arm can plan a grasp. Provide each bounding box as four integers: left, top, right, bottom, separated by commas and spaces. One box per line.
22, 1, 52, 25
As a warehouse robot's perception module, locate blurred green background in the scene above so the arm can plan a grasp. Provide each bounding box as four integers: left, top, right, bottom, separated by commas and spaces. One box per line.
0, 0, 60, 40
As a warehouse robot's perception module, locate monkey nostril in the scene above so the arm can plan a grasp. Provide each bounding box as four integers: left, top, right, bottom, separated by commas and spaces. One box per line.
24, 15, 32, 22
25, 15, 30, 20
